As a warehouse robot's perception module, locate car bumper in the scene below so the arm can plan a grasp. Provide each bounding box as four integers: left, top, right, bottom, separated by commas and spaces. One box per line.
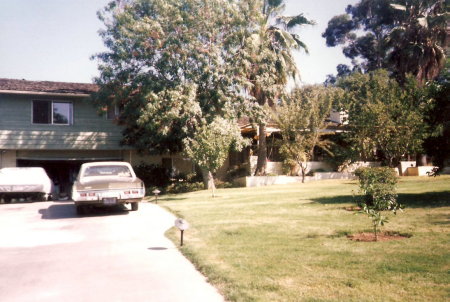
74, 197, 141, 206
0, 184, 50, 194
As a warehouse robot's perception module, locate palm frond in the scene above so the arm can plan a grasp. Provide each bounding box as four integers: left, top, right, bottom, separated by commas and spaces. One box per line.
385, 26, 406, 45
292, 34, 309, 54
390, 4, 406, 11
266, 2, 286, 19
276, 14, 315, 31
267, 0, 284, 8
268, 27, 290, 50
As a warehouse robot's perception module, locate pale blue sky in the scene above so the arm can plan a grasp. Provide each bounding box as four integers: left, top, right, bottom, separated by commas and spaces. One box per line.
0, 0, 358, 84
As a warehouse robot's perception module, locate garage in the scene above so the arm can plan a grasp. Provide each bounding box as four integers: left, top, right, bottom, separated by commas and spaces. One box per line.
17, 160, 83, 198
16, 150, 124, 199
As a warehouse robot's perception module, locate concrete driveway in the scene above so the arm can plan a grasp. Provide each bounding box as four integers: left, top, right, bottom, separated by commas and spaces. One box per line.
0, 201, 223, 302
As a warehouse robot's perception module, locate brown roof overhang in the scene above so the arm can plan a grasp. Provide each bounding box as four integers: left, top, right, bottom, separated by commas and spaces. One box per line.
0, 78, 98, 97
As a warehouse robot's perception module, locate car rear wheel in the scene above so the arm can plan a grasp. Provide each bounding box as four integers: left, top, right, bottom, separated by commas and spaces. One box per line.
131, 202, 139, 211
76, 205, 85, 215
37, 193, 46, 202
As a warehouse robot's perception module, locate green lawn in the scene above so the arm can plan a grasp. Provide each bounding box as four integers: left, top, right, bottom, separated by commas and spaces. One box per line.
156, 176, 450, 302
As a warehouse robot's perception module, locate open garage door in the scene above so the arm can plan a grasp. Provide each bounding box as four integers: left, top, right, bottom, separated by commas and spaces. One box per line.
17, 160, 82, 198
16, 151, 123, 199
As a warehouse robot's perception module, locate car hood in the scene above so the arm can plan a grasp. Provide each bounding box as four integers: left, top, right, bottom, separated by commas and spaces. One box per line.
0, 173, 46, 186
0, 169, 52, 193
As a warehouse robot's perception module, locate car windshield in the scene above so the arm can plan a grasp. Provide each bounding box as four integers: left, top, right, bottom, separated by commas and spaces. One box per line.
83, 165, 132, 178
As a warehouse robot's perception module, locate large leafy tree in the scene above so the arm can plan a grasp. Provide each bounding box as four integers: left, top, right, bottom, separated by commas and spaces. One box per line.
323, 0, 448, 84
336, 70, 427, 167
273, 86, 334, 182
387, 0, 448, 85
183, 117, 248, 195
422, 60, 450, 170
93, 0, 256, 155
244, 0, 314, 175
322, 0, 399, 73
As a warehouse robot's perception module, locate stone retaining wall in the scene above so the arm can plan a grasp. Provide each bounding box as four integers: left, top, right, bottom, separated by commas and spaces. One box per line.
234, 172, 355, 187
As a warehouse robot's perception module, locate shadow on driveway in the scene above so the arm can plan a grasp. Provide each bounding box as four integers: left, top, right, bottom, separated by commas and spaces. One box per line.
39, 202, 130, 219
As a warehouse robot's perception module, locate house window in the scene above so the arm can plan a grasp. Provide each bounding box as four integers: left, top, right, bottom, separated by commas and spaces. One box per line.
106, 104, 120, 120
32, 100, 73, 125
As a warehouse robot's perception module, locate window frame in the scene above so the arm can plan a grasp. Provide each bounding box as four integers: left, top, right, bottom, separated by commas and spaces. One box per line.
31, 100, 73, 125
106, 104, 120, 120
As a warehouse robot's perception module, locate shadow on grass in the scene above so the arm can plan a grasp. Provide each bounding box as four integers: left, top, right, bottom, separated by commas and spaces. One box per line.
159, 197, 188, 202
428, 214, 450, 225
312, 195, 354, 205
397, 191, 450, 208
312, 191, 450, 208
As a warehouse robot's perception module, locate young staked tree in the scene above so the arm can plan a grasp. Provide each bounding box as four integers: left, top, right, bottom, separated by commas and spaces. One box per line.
273, 86, 334, 183
336, 69, 427, 167
92, 0, 259, 185
355, 167, 402, 241
183, 118, 249, 196
242, 0, 314, 176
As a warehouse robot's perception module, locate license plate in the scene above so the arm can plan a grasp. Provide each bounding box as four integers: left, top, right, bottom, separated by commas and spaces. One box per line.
103, 197, 117, 204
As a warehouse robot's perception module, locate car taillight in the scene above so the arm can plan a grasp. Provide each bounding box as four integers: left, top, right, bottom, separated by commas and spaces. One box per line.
80, 193, 87, 197
124, 191, 130, 194
132, 190, 139, 194
88, 193, 96, 197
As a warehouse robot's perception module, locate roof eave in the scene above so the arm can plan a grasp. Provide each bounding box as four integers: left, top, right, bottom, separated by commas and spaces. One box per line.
0, 90, 92, 97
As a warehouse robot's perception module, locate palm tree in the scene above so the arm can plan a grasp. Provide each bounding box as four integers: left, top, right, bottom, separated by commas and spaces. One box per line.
387, 0, 447, 85
250, 0, 314, 175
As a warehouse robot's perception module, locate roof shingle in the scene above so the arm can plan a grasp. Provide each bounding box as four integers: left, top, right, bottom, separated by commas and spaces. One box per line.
0, 78, 98, 95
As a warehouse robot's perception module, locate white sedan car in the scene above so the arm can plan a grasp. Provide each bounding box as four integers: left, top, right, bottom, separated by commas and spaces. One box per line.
0, 167, 53, 203
71, 162, 145, 215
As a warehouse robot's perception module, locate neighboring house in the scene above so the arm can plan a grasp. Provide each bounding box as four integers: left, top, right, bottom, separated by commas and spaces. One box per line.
232, 115, 346, 175
0, 78, 193, 195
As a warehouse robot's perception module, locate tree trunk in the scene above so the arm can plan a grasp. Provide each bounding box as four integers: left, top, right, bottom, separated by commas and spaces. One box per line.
417, 154, 427, 166
299, 162, 307, 183
254, 123, 267, 176
201, 169, 216, 197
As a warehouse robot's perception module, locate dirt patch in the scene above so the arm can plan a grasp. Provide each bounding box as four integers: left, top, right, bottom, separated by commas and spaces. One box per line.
344, 206, 362, 211
347, 231, 411, 242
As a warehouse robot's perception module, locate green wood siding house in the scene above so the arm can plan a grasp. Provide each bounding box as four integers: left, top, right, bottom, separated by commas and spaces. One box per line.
0, 78, 131, 195
0, 78, 194, 196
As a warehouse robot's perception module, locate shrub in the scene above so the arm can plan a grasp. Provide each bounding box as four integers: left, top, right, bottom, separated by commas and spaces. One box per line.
214, 179, 234, 189
306, 170, 314, 176
166, 181, 204, 194
282, 158, 298, 176
323, 133, 359, 172
133, 162, 171, 188
185, 172, 203, 183
225, 165, 249, 182
354, 167, 402, 241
